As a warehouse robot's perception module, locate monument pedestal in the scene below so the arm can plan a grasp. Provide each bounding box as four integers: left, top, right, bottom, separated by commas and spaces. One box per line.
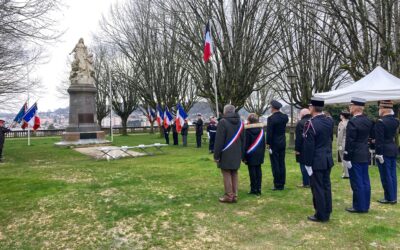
55, 84, 110, 147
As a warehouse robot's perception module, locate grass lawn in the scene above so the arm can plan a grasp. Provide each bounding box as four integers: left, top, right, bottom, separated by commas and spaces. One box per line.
0, 134, 399, 249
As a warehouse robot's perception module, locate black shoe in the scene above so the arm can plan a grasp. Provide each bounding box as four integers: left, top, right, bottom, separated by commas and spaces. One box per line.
272, 188, 284, 191
342, 176, 350, 179
378, 199, 397, 204
248, 191, 257, 195
297, 184, 310, 188
256, 191, 261, 196
307, 215, 328, 223
346, 207, 368, 213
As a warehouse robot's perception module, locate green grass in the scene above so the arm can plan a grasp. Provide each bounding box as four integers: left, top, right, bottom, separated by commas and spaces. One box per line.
0, 134, 399, 249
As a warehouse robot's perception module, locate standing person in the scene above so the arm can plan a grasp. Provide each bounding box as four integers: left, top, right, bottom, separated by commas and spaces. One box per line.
0, 118, 11, 162
337, 111, 351, 179
207, 117, 217, 153
266, 100, 289, 191
375, 100, 399, 204
181, 120, 189, 147
163, 125, 171, 145
303, 97, 334, 222
243, 113, 266, 196
171, 121, 179, 145
194, 114, 204, 148
214, 105, 245, 203
343, 97, 374, 213
295, 108, 312, 188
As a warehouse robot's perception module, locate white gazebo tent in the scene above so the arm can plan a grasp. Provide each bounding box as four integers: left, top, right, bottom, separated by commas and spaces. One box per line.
314, 66, 400, 104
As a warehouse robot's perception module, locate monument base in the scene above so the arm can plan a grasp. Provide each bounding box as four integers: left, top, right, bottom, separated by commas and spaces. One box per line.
55, 131, 111, 148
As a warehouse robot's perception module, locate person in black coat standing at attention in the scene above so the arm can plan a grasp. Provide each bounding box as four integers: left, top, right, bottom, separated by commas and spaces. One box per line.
194, 114, 204, 148
163, 125, 171, 145
375, 100, 399, 204
303, 97, 334, 223
266, 100, 289, 190
214, 104, 245, 203
207, 117, 217, 153
171, 121, 179, 145
243, 113, 266, 196
295, 108, 312, 188
181, 120, 189, 147
343, 97, 374, 213
0, 118, 11, 162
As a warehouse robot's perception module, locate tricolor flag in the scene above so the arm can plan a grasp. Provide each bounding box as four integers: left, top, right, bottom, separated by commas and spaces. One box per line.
147, 106, 156, 123
12, 102, 27, 128
203, 20, 213, 63
163, 107, 173, 129
175, 103, 188, 133
156, 105, 164, 127
21, 103, 40, 131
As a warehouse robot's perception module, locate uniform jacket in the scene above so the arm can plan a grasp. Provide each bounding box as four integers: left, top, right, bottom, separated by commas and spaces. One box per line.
244, 123, 266, 166
303, 114, 334, 170
163, 125, 171, 134
181, 123, 189, 136
214, 112, 245, 170
375, 115, 399, 157
266, 111, 288, 151
344, 114, 374, 163
207, 123, 217, 136
195, 118, 203, 135
0, 127, 10, 145
171, 123, 178, 134
337, 120, 348, 150
295, 114, 312, 163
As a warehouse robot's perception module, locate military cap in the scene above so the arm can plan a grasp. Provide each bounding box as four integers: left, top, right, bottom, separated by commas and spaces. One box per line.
350, 97, 366, 106
309, 97, 324, 107
270, 100, 282, 109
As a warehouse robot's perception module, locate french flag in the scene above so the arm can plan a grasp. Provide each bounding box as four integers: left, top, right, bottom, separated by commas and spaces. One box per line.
175, 103, 188, 133
147, 106, 156, 123
21, 103, 40, 131
203, 21, 213, 63
156, 105, 164, 127
163, 107, 173, 129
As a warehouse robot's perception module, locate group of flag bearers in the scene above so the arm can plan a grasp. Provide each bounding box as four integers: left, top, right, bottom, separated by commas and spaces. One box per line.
213, 97, 398, 223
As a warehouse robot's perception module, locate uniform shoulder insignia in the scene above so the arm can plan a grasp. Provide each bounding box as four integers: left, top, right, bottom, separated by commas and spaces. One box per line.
303, 119, 315, 137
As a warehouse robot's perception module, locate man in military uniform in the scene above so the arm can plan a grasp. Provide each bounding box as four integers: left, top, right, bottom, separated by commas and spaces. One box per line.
0, 118, 11, 162
207, 117, 217, 153
343, 97, 374, 213
266, 100, 289, 190
375, 100, 399, 204
303, 97, 334, 222
171, 121, 179, 145
163, 124, 171, 145
194, 114, 204, 148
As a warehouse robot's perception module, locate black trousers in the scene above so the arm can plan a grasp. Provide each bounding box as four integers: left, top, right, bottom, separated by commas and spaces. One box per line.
310, 168, 332, 221
196, 134, 202, 148
209, 134, 216, 152
270, 148, 286, 189
248, 165, 262, 193
173, 132, 179, 145
0, 145, 3, 159
164, 133, 170, 145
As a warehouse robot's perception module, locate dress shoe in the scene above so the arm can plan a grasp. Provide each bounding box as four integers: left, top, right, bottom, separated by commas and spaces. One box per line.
248, 191, 257, 195
219, 194, 234, 203
378, 199, 397, 204
297, 184, 310, 188
342, 176, 349, 179
346, 207, 368, 213
307, 215, 328, 223
272, 188, 284, 191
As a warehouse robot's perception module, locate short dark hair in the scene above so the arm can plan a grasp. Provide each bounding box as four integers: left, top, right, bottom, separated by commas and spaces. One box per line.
247, 113, 259, 124
314, 106, 324, 113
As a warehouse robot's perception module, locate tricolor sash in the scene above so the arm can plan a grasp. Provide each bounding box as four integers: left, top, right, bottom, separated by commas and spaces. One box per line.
246, 129, 264, 154
222, 122, 244, 152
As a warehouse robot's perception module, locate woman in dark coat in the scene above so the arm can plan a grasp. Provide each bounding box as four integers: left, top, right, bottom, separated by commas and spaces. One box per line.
214, 105, 245, 203
243, 114, 266, 196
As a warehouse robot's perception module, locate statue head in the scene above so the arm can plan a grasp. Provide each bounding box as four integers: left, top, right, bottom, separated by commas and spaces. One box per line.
79, 38, 84, 44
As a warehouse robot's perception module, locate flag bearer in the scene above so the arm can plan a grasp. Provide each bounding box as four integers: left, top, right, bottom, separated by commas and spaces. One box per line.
375, 100, 399, 204
343, 97, 374, 213
0, 118, 11, 162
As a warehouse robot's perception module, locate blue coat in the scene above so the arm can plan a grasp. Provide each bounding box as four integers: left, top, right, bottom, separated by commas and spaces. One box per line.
344, 114, 374, 163
374, 115, 399, 157
302, 114, 334, 170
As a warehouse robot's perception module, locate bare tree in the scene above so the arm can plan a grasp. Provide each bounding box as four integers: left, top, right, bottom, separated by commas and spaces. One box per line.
0, 0, 62, 104
244, 82, 276, 116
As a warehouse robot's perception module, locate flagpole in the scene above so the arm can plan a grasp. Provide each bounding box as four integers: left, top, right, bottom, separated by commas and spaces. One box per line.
109, 66, 113, 142
210, 21, 219, 118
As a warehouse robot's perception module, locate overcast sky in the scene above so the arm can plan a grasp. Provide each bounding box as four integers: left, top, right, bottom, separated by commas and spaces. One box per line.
32, 0, 117, 112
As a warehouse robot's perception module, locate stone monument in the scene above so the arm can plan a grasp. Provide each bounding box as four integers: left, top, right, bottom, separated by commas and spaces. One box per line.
56, 38, 109, 147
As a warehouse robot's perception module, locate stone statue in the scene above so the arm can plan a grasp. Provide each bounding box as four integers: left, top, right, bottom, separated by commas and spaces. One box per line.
69, 38, 95, 85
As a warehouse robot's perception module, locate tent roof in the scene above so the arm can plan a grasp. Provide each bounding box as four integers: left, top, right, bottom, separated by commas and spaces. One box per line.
314, 66, 400, 104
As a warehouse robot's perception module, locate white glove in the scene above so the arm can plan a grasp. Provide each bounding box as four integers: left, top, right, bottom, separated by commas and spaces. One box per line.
343, 160, 352, 169
305, 166, 313, 176
269, 149, 273, 155
376, 155, 384, 164
207, 133, 210, 139
338, 146, 343, 151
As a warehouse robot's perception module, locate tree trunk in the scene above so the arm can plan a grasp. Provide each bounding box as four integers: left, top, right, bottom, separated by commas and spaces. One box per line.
150, 121, 154, 134
121, 117, 128, 136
